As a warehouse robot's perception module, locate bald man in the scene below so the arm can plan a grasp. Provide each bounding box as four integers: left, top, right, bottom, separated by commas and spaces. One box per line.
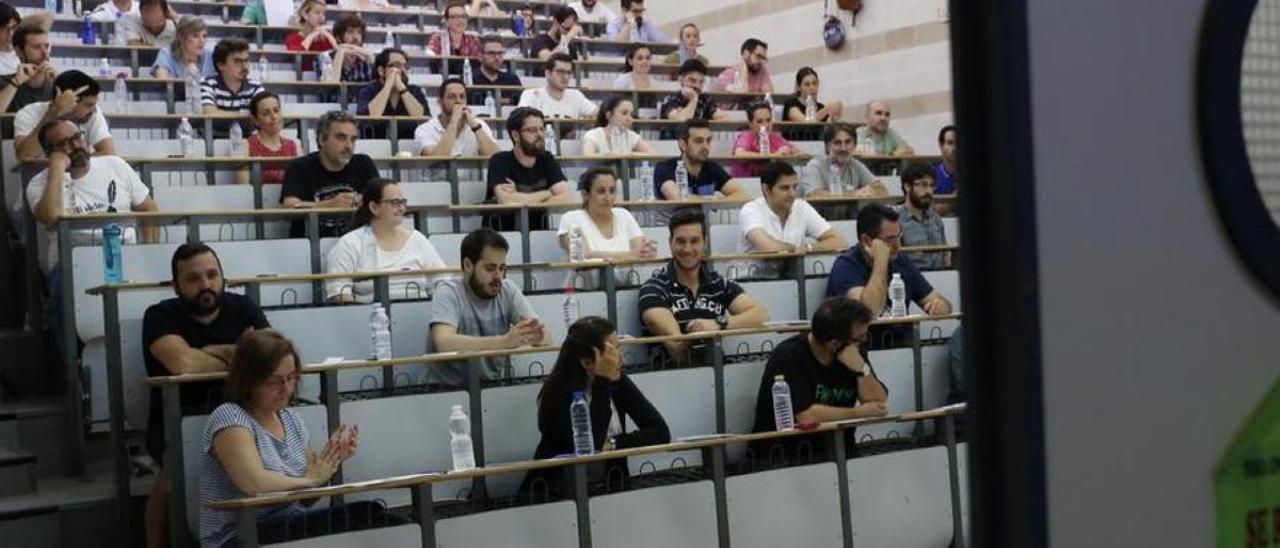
855, 100, 914, 156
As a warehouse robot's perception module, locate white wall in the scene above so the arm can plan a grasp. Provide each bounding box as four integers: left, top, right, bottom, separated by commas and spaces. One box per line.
1028, 0, 1280, 545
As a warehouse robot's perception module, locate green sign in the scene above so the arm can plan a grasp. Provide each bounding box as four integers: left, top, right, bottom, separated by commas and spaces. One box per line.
1217, 374, 1280, 547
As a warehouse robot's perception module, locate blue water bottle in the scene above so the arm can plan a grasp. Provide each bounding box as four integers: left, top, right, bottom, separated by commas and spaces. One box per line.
103, 223, 123, 283
512, 12, 526, 37
81, 13, 96, 45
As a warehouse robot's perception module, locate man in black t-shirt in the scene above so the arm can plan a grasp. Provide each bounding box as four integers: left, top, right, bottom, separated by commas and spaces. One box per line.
470, 35, 522, 106
751, 297, 888, 463
651, 119, 749, 225
660, 59, 727, 124
638, 209, 767, 366
141, 243, 270, 547
528, 5, 582, 75
485, 106, 572, 230
280, 110, 381, 237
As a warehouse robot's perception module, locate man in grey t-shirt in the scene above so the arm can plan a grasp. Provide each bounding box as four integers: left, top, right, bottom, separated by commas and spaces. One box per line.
802, 123, 886, 220
428, 228, 551, 387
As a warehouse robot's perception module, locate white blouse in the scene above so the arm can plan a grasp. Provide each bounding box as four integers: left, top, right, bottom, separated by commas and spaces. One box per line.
582, 126, 644, 155
325, 226, 451, 302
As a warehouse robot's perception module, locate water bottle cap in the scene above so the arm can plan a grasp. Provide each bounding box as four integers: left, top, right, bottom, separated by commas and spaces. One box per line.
892, 272, 902, 279
451, 404, 463, 412
774, 374, 785, 381
572, 390, 585, 400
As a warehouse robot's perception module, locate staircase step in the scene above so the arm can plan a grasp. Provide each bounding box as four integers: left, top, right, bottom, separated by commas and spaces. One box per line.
0, 447, 37, 497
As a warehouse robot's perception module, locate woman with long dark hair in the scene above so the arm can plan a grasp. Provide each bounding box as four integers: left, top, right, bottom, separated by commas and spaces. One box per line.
783, 66, 844, 122
581, 97, 654, 156
520, 317, 669, 498
614, 44, 653, 91
324, 178, 448, 302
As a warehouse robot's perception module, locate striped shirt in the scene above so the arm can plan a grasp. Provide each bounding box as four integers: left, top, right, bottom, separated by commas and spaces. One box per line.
200, 75, 265, 112
198, 403, 309, 548
638, 261, 744, 332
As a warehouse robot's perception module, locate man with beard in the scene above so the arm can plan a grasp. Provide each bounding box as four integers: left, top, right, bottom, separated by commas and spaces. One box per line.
652, 119, 748, 224
484, 106, 573, 230
14, 69, 115, 161
801, 122, 885, 220
319, 13, 375, 83
934, 125, 958, 215
895, 163, 949, 270
528, 5, 582, 69
738, 161, 846, 279
415, 77, 499, 157
141, 243, 270, 548
606, 0, 666, 43
0, 25, 56, 113
716, 38, 773, 94
281, 110, 380, 237
357, 47, 429, 139
569, 0, 615, 24
661, 59, 726, 123
428, 228, 551, 387
516, 53, 597, 120
469, 35, 521, 106
639, 208, 767, 366
855, 100, 915, 156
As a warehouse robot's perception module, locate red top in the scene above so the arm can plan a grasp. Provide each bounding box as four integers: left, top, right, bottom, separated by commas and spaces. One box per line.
285, 32, 335, 72
247, 133, 300, 184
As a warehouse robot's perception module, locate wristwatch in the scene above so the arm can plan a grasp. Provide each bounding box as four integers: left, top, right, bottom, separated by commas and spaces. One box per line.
716, 316, 729, 331
470, 123, 483, 132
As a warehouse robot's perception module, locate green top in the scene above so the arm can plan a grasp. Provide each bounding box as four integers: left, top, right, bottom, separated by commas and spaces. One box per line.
241, 0, 267, 25
1216, 374, 1280, 546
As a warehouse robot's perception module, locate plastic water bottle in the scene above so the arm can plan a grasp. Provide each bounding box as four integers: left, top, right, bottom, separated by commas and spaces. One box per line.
316, 52, 332, 81
512, 12, 526, 37
674, 159, 689, 199
804, 93, 816, 122
439, 30, 452, 61
98, 58, 111, 77
229, 122, 245, 156
186, 69, 201, 113
771, 375, 794, 431
462, 58, 473, 87
827, 160, 841, 195
859, 132, 877, 155
113, 71, 127, 111
102, 223, 124, 284
544, 123, 558, 155
44, 0, 57, 14
448, 405, 476, 471
758, 126, 770, 155
82, 13, 96, 45
257, 54, 270, 82
178, 116, 194, 156
61, 0, 72, 15
764, 91, 777, 118
369, 303, 393, 360
113, 11, 126, 45
484, 91, 497, 117
889, 272, 907, 318
563, 287, 580, 329
568, 226, 585, 263
570, 391, 593, 456
639, 161, 654, 201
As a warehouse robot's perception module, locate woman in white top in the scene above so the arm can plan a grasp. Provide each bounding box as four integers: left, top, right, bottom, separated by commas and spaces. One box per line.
613, 44, 653, 91
581, 97, 655, 156
558, 168, 657, 261
325, 179, 449, 303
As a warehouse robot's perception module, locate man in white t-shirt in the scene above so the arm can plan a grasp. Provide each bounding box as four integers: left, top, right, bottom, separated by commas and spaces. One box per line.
14, 70, 115, 162
568, 0, 615, 23
26, 120, 157, 273
517, 53, 597, 119
415, 77, 499, 158
739, 161, 847, 279
89, 0, 140, 22
122, 0, 177, 47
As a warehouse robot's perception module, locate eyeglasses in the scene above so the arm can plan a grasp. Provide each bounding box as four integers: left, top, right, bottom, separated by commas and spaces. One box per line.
50, 131, 85, 149
228, 56, 251, 66
877, 233, 902, 244
550, 68, 573, 76
378, 198, 409, 207
262, 372, 301, 390
483, 50, 506, 56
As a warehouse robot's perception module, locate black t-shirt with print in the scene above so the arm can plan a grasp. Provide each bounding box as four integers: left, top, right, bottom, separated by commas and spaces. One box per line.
484, 150, 566, 231
280, 152, 381, 237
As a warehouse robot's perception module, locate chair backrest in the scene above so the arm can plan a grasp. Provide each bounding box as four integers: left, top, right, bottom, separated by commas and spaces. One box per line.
427, 230, 525, 266
152, 185, 257, 241
846, 446, 955, 547
266, 524, 423, 548
725, 463, 844, 548
626, 367, 717, 473
942, 216, 960, 245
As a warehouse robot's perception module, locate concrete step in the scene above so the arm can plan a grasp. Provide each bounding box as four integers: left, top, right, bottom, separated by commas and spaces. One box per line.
0, 446, 37, 497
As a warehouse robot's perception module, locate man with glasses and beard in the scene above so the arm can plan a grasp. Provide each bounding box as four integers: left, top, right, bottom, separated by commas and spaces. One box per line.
716, 38, 774, 94
517, 53, 597, 120
14, 69, 116, 161
485, 106, 573, 230
428, 228, 551, 388
469, 35, 521, 106
895, 163, 949, 270
750, 297, 888, 461
140, 242, 270, 548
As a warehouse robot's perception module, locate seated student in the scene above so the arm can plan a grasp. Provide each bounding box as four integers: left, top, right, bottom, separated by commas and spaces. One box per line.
660, 59, 727, 122
0, 25, 56, 114
520, 316, 669, 498
750, 297, 888, 461
652, 119, 749, 224
199, 330, 398, 547
141, 242, 271, 548
152, 15, 213, 80
88, 0, 137, 23
202, 37, 263, 138
284, 0, 336, 73
14, 70, 115, 161
613, 44, 654, 91
934, 125, 958, 215
738, 162, 846, 279
237, 92, 300, 185
415, 77, 500, 157
581, 96, 654, 156
325, 178, 449, 303
895, 163, 949, 270
427, 229, 552, 388
606, 0, 666, 43
428, 1, 482, 75
569, 0, 614, 24
484, 107, 574, 231
783, 67, 843, 123
730, 101, 802, 179
558, 168, 657, 264
639, 209, 768, 366
716, 38, 774, 94
856, 100, 915, 156
517, 53, 598, 120
280, 110, 380, 238
466, 0, 503, 17
528, 5, 582, 69
801, 122, 885, 199
0, 3, 22, 75
356, 47, 430, 139
470, 35, 522, 106
319, 14, 376, 84
825, 204, 952, 347
122, 0, 176, 47
664, 23, 708, 70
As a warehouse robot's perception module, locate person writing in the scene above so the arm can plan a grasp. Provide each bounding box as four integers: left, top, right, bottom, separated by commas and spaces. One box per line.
520, 317, 669, 498
325, 178, 449, 303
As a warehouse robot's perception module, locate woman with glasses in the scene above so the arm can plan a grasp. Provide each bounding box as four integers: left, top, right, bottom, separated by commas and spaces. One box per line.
582, 97, 654, 156
325, 178, 449, 303
613, 44, 653, 91
429, 1, 483, 75
199, 330, 400, 547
